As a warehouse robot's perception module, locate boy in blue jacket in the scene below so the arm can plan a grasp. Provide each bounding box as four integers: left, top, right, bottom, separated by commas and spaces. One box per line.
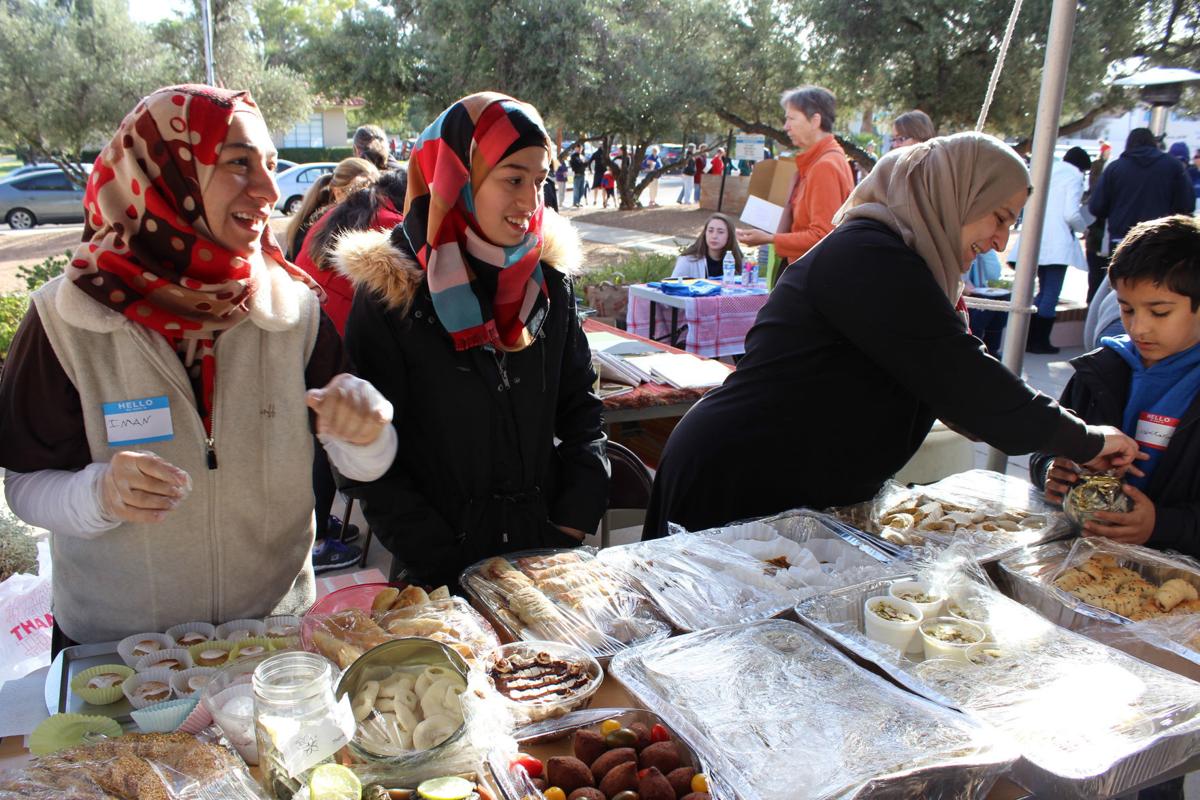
1032, 215, 1200, 557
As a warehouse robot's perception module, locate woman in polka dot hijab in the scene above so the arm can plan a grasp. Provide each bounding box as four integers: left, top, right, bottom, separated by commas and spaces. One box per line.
67, 84, 320, 433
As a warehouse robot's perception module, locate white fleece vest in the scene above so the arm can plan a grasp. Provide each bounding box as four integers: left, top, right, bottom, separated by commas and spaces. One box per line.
32, 270, 320, 643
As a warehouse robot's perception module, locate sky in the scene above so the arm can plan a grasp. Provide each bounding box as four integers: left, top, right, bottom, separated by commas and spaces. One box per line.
128, 0, 191, 25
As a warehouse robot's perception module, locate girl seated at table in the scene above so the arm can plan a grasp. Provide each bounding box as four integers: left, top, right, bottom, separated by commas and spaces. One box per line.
671, 213, 744, 279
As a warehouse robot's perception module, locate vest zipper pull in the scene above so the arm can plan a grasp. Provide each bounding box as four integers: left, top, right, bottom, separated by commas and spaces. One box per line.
205, 437, 218, 470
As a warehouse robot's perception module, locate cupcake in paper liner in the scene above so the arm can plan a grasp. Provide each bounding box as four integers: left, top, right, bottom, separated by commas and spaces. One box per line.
215, 618, 266, 641
117, 632, 176, 668
172, 666, 218, 699
132, 697, 198, 733
122, 667, 176, 710
262, 614, 300, 640
135, 647, 194, 674
70, 664, 134, 706
178, 699, 215, 735
166, 620, 216, 648
230, 637, 273, 662
30, 713, 123, 755
188, 639, 237, 668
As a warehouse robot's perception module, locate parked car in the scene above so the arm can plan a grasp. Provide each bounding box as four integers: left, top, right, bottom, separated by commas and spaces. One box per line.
274, 159, 297, 174
274, 162, 336, 215
10, 161, 93, 178
0, 168, 86, 229
657, 143, 685, 164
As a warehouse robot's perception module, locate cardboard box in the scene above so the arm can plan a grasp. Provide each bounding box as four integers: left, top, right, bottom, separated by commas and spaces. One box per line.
699, 174, 749, 213
739, 157, 796, 232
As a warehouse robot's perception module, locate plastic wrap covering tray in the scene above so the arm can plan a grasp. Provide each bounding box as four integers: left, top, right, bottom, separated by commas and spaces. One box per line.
831, 469, 1070, 564
460, 548, 671, 660
596, 535, 800, 632
609, 619, 1018, 800
998, 537, 1200, 681
795, 575, 1200, 798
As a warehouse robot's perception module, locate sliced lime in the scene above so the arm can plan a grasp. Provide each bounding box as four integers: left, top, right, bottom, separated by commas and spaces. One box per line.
309, 763, 362, 800
416, 775, 476, 800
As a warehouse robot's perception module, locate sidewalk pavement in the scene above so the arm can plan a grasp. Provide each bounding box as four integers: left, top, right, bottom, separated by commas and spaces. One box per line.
572, 220, 685, 254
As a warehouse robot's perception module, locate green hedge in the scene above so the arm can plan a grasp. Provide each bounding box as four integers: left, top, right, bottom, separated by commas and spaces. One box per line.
278, 147, 355, 163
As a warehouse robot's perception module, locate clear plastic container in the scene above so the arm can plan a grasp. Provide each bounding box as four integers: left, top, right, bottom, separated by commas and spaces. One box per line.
253, 652, 346, 800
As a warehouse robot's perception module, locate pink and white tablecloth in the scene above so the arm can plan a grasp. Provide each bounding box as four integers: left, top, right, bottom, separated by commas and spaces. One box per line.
626, 282, 770, 358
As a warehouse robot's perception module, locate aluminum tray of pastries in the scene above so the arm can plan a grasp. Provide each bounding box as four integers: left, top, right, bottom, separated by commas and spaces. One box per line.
609, 619, 1018, 800
460, 548, 671, 659
831, 469, 1070, 563
795, 574, 1200, 799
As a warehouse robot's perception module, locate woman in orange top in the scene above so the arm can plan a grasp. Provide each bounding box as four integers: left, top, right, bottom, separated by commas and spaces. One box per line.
738, 86, 854, 269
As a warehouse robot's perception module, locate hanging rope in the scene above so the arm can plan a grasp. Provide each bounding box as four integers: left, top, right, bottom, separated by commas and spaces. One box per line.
976, 0, 1025, 131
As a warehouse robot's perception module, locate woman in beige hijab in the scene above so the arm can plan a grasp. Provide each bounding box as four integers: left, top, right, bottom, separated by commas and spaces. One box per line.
644, 132, 1141, 537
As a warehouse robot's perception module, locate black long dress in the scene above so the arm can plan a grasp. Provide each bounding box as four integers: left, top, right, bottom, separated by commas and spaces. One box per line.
643, 219, 1104, 537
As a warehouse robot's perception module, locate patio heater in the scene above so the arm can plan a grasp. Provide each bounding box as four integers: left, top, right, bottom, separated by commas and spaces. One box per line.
1113, 67, 1200, 138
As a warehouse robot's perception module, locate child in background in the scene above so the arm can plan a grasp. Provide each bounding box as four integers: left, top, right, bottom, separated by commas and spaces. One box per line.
1033, 215, 1200, 558
602, 167, 616, 208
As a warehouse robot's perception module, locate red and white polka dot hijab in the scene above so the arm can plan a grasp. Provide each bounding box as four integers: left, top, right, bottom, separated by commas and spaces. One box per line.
67, 85, 319, 432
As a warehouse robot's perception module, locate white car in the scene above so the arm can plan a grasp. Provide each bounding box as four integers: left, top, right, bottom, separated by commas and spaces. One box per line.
274, 162, 336, 215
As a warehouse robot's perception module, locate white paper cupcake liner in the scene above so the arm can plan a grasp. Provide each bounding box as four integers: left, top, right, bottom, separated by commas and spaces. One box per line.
171, 667, 218, 699
215, 619, 266, 641
132, 697, 198, 733
117, 632, 176, 668
122, 667, 176, 710
188, 640, 237, 668
165, 620, 216, 648
135, 647, 194, 673
262, 614, 300, 640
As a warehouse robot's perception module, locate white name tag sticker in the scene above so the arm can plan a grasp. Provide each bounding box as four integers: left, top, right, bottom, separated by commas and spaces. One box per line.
102, 395, 174, 446
1135, 411, 1178, 452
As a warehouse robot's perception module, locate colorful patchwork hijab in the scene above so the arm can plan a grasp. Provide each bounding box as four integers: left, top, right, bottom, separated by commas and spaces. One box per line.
402, 92, 551, 351
66, 84, 319, 434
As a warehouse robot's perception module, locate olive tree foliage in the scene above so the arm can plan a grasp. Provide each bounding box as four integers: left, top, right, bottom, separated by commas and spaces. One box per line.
0, 0, 173, 186
153, 0, 314, 135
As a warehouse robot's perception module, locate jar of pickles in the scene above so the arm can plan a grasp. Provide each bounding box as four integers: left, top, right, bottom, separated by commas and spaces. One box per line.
253, 651, 354, 800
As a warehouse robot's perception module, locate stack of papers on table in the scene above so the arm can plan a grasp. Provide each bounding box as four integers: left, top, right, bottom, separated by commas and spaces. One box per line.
587, 331, 661, 386
624, 353, 730, 389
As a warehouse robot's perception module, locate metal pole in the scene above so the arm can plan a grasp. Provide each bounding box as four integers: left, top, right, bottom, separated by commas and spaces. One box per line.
986, 0, 1078, 474
201, 0, 216, 86
717, 128, 733, 211
1149, 106, 1169, 138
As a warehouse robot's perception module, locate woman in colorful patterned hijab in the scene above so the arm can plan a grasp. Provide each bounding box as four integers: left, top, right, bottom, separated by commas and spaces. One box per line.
402, 91, 554, 351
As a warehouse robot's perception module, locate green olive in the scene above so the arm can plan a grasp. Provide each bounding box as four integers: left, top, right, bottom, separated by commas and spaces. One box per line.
612, 792, 641, 800
605, 728, 638, 748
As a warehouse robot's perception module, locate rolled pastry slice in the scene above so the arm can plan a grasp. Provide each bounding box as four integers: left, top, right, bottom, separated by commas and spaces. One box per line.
1080, 559, 1107, 582
1156, 578, 1199, 612
352, 680, 381, 722
419, 677, 461, 719
377, 674, 416, 699
412, 714, 459, 750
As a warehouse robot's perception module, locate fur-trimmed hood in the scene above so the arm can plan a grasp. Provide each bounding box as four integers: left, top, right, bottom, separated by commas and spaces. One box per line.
332, 208, 583, 313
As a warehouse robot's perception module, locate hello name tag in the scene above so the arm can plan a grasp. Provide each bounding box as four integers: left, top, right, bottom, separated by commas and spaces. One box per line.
102, 396, 174, 446
1135, 411, 1178, 452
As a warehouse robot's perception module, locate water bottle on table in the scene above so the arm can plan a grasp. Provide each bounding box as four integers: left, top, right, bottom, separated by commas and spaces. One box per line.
722, 251, 736, 284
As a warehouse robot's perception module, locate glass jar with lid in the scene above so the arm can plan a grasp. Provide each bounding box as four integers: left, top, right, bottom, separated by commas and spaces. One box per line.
253, 651, 353, 799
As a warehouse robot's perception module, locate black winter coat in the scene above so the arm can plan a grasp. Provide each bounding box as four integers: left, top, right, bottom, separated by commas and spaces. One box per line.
644, 219, 1103, 537
334, 215, 609, 587
1088, 146, 1195, 244
1030, 347, 1200, 558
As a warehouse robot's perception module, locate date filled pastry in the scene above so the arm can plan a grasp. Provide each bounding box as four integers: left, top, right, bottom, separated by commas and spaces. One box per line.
131, 640, 163, 658
86, 672, 126, 690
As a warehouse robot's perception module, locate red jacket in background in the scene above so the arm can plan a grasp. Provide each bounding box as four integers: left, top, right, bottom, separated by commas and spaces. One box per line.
709, 156, 725, 176
296, 199, 404, 334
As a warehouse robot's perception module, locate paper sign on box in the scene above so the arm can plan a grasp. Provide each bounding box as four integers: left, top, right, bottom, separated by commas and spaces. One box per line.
739, 157, 796, 232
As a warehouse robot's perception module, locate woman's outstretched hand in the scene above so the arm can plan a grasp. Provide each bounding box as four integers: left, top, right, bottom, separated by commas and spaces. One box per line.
1081, 425, 1148, 477
306, 373, 393, 445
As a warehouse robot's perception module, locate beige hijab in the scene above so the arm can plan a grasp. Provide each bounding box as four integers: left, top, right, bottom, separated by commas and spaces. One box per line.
834, 132, 1029, 301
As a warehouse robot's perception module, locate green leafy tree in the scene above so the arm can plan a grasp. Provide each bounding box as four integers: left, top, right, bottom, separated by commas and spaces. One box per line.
0, 0, 174, 187
154, 0, 314, 135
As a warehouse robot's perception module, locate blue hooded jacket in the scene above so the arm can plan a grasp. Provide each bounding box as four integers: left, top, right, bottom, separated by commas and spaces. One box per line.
1102, 334, 1200, 488
1089, 146, 1195, 243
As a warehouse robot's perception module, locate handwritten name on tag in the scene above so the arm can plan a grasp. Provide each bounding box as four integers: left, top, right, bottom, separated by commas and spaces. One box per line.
102, 396, 174, 446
